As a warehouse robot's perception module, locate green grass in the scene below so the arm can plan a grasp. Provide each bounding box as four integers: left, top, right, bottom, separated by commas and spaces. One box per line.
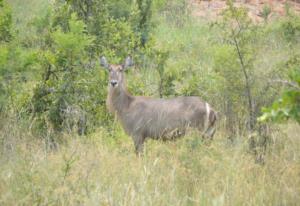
8, 0, 49, 29
1, 118, 299, 205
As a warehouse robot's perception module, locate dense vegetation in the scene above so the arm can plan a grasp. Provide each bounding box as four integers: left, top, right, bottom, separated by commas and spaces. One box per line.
0, 0, 299, 205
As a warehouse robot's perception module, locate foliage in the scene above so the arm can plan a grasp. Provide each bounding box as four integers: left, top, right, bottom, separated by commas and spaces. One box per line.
280, 12, 300, 43
161, 0, 189, 27
257, 14, 300, 124
31, 14, 101, 134
259, 55, 300, 123
212, 0, 260, 133
151, 49, 176, 97
261, 4, 271, 22
54, 0, 154, 56
0, 1, 40, 114
134, 0, 153, 47
0, 0, 12, 42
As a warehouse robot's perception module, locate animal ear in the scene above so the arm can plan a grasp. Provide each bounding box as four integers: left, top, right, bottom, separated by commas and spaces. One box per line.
100, 56, 109, 69
123, 56, 134, 70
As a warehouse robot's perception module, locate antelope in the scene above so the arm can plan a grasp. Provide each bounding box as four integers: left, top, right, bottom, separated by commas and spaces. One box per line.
100, 56, 217, 154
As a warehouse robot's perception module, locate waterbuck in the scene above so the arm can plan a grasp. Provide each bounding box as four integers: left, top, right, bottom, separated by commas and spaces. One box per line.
100, 56, 217, 154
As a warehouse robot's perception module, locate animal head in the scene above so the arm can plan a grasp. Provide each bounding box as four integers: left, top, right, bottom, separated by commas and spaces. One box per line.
100, 56, 134, 89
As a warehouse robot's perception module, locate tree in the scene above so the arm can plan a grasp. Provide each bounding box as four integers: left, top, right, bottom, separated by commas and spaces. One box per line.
31, 14, 95, 134
214, 0, 258, 134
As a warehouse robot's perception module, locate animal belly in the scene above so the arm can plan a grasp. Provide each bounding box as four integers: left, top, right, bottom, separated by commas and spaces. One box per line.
145, 125, 186, 141
122, 109, 199, 140
160, 128, 186, 140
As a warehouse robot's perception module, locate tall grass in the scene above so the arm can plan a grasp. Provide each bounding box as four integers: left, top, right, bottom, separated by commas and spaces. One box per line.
1, 116, 299, 205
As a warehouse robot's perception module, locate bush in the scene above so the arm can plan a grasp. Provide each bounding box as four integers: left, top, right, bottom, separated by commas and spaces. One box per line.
260, 55, 300, 124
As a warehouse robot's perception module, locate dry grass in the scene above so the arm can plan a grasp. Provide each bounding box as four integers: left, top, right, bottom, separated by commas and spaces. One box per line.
1, 119, 299, 206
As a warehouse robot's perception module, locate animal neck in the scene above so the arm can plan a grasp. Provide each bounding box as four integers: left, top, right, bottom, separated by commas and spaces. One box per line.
107, 83, 133, 115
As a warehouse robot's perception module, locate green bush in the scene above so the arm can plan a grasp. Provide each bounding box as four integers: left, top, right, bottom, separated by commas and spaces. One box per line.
31, 14, 98, 134
280, 13, 300, 43
260, 55, 300, 123
0, 0, 12, 42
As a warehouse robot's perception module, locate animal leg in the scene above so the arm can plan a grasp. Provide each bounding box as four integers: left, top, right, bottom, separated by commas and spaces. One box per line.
204, 126, 216, 140
133, 135, 145, 156
204, 110, 217, 140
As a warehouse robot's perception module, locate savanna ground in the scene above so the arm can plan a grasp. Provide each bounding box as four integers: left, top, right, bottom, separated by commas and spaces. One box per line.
0, 0, 300, 205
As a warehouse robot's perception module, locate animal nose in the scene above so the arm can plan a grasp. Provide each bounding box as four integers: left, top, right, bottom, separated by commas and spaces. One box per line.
110, 80, 118, 87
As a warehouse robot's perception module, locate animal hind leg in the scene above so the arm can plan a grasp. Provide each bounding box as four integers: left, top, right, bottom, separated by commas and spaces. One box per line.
204, 126, 216, 140
204, 110, 217, 140
133, 135, 145, 156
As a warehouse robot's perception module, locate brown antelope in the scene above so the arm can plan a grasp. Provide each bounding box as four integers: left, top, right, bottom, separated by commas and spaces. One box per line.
100, 56, 217, 154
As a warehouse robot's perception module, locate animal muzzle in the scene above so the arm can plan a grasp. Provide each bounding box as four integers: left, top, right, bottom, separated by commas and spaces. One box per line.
110, 80, 118, 87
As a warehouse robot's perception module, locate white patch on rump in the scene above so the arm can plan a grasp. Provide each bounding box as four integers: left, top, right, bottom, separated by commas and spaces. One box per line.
205, 102, 210, 130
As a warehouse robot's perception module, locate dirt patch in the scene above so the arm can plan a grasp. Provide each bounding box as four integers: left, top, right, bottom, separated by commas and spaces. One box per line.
190, 0, 300, 22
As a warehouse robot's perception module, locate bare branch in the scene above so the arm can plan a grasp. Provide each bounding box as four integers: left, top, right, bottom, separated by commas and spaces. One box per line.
269, 79, 300, 90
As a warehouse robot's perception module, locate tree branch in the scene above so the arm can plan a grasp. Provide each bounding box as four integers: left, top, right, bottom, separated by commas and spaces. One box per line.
269, 79, 300, 90
232, 31, 255, 131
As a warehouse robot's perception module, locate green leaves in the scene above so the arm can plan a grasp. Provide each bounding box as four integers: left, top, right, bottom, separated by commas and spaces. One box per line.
259, 93, 300, 124
98, 18, 138, 61
30, 12, 99, 134
0, 0, 12, 42
52, 13, 94, 59
259, 56, 300, 124
280, 13, 300, 43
